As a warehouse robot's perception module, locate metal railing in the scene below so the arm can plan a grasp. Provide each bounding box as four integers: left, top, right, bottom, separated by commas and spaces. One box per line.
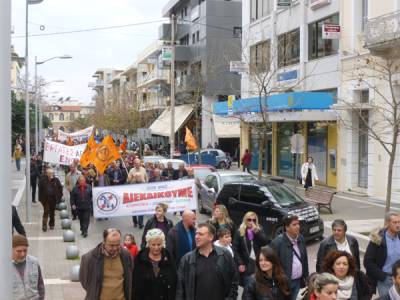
365, 10, 400, 46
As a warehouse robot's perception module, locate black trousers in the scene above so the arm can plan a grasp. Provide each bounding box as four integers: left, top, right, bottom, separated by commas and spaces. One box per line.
132, 215, 144, 227
69, 192, 77, 219
42, 200, 56, 227
31, 178, 37, 202
77, 209, 91, 234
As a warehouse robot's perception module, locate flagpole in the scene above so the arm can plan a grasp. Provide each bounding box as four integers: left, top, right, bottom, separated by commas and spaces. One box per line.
120, 157, 129, 177
187, 148, 191, 167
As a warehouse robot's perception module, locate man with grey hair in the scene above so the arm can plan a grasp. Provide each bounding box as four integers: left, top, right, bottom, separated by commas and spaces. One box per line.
364, 212, 400, 296
38, 168, 63, 232
127, 158, 148, 228
316, 219, 360, 272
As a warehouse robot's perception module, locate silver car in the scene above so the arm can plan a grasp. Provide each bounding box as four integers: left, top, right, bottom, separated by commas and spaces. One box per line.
199, 171, 255, 213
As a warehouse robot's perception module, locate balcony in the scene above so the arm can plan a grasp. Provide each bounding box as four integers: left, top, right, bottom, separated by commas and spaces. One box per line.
138, 94, 167, 112
137, 69, 169, 88
175, 45, 191, 62
176, 75, 201, 94
365, 11, 400, 57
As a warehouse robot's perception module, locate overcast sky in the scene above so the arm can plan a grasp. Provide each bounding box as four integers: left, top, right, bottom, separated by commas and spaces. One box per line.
11, 0, 170, 105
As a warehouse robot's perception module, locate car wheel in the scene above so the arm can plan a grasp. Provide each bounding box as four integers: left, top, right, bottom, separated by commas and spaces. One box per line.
198, 196, 207, 214
218, 161, 226, 169
273, 226, 284, 239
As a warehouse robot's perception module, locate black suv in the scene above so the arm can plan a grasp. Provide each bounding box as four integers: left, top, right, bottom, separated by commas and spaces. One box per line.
216, 180, 324, 241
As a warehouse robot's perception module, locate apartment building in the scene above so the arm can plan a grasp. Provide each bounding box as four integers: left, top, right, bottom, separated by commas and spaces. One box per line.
109, 64, 138, 110
155, 0, 242, 149
337, 0, 400, 202
11, 45, 25, 100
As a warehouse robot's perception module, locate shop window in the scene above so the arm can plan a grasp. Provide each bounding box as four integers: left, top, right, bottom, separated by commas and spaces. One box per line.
308, 14, 339, 60
250, 0, 272, 22
250, 40, 270, 73
59, 113, 64, 121
278, 29, 300, 68
277, 123, 303, 179
307, 122, 327, 184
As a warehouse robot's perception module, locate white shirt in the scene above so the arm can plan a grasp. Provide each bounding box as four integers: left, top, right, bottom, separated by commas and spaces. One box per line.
335, 238, 351, 254
214, 240, 234, 257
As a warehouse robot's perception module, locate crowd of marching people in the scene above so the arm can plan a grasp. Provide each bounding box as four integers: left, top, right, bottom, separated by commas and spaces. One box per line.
11, 146, 400, 300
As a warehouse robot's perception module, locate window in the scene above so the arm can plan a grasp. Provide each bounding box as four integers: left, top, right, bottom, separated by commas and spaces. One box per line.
49, 113, 54, 121
59, 113, 64, 121
196, 31, 200, 42
218, 184, 240, 203
70, 113, 75, 120
192, 33, 196, 44
240, 185, 266, 205
250, 0, 271, 22
180, 34, 189, 45
199, 0, 205, 3
362, 0, 368, 30
233, 26, 242, 38
184, 6, 187, 17
106, 73, 112, 82
360, 90, 369, 103
278, 29, 300, 67
250, 40, 270, 73
308, 14, 339, 60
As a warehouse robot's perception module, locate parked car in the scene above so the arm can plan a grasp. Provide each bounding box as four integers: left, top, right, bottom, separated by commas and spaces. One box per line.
158, 159, 187, 169
216, 180, 324, 241
142, 155, 166, 165
190, 165, 216, 184
201, 149, 230, 169
198, 171, 255, 213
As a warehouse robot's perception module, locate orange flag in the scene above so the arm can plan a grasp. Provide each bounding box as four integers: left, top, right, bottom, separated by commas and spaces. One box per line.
120, 137, 127, 152
185, 127, 198, 151
80, 134, 98, 168
66, 136, 74, 146
89, 135, 121, 175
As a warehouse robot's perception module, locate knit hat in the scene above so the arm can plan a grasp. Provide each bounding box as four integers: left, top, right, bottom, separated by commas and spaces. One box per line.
145, 228, 165, 248
12, 235, 28, 248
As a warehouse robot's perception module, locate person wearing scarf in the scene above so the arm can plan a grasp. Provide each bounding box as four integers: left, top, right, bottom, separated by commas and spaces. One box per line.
71, 175, 92, 238
378, 260, 400, 300
322, 250, 373, 300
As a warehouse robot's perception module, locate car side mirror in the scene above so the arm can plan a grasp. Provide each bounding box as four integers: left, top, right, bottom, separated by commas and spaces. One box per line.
208, 187, 215, 194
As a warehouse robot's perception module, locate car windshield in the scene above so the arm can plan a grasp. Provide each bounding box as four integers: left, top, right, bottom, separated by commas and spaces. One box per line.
194, 168, 212, 180
220, 174, 254, 185
261, 185, 303, 207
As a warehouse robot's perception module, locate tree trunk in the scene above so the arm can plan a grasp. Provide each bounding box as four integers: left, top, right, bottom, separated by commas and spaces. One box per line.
385, 140, 397, 214
257, 134, 265, 180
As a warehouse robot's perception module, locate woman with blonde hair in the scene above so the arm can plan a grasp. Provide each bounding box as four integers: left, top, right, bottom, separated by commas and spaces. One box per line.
209, 204, 236, 237
233, 211, 269, 287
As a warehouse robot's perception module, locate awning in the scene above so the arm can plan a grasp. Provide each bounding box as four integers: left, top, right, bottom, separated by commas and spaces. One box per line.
213, 115, 240, 138
149, 104, 193, 137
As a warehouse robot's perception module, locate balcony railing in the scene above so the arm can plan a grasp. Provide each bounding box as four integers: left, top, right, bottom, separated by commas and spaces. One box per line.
365, 11, 400, 49
137, 69, 169, 87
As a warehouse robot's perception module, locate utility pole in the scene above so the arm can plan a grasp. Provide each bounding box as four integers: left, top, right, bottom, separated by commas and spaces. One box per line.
169, 14, 176, 158
1, 0, 13, 297
34, 56, 38, 155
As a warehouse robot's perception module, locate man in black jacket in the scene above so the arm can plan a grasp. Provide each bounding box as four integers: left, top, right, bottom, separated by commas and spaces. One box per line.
271, 215, 309, 300
176, 222, 238, 300
377, 260, 400, 300
364, 212, 400, 297
12, 206, 26, 236
316, 219, 360, 272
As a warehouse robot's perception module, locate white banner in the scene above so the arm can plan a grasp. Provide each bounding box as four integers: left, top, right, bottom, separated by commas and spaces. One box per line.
93, 179, 198, 218
57, 126, 94, 143
43, 140, 87, 166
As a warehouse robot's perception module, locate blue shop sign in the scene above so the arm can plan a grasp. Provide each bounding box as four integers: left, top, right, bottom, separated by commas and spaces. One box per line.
277, 70, 298, 82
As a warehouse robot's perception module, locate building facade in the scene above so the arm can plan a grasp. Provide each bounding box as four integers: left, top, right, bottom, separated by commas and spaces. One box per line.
11, 45, 24, 100
44, 105, 83, 134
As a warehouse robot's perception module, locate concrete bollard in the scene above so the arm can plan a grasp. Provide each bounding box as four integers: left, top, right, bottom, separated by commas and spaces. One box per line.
61, 219, 72, 230
63, 230, 75, 242
58, 202, 67, 210
66, 245, 79, 259
70, 265, 80, 282
59, 210, 69, 219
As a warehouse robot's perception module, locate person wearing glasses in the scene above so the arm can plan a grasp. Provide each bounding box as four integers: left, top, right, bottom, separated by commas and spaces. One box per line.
80, 228, 133, 300
233, 211, 269, 287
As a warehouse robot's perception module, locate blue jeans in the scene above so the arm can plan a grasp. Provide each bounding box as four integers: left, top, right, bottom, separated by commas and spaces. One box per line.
290, 278, 302, 300
377, 275, 393, 297
15, 159, 21, 171
132, 215, 143, 227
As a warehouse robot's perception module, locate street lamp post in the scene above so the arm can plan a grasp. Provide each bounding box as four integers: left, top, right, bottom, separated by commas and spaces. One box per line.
34, 55, 71, 154
25, 0, 44, 222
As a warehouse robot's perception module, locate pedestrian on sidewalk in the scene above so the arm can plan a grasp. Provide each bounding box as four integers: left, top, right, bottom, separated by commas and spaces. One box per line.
80, 228, 133, 300
30, 156, 40, 203
176, 222, 239, 300
271, 215, 309, 300
38, 168, 63, 232
166, 209, 196, 268
12, 206, 26, 236
233, 211, 269, 287
377, 260, 400, 300
241, 149, 252, 173
140, 203, 173, 249
13, 144, 23, 172
364, 212, 400, 297
316, 219, 360, 272
71, 175, 92, 238
242, 246, 291, 300
12, 234, 45, 300
301, 157, 318, 190
65, 164, 81, 220
132, 229, 177, 300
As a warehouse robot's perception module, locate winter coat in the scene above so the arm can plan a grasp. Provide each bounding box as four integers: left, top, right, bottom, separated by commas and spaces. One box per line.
316, 234, 361, 272
364, 228, 400, 291
166, 222, 195, 267
79, 243, 133, 300
301, 163, 318, 186
176, 246, 239, 300
242, 153, 252, 166
132, 248, 176, 300
141, 215, 174, 249
270, 233, 309, 286
38, 176, 63, 205
12, 206, 26, 236
209, 220, 237, 238
107, 168, 127, 185
233, 227, 269, 272
242, 274, 291, 300
70, 184, 92, 210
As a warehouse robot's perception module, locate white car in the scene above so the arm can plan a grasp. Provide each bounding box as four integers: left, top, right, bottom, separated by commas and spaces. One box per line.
158, 159, 187, 170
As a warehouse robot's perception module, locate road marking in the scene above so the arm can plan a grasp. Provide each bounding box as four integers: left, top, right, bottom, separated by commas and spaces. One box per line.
44, 278, 72, 285
336, 194, 400, 211
28, 236, 63, 241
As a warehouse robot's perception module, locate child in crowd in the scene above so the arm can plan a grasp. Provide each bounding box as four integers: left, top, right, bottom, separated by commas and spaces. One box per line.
213, 228, 234, 257
123, 233, 138, 258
